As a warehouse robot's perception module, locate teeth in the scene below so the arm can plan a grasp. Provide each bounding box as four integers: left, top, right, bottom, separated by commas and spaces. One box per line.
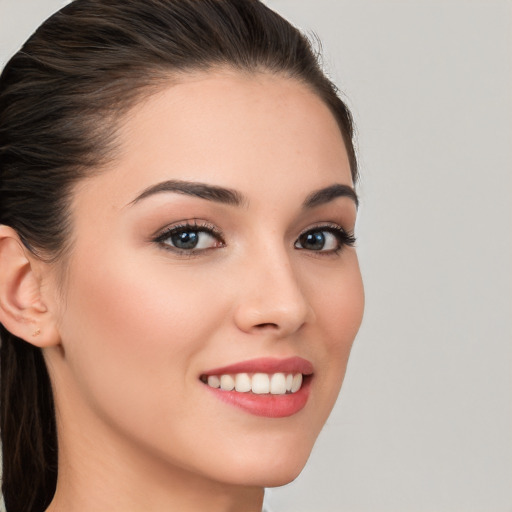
252, 373, 270, 394
204, 372, 304, 395
207, 375, 220, 388
220, 374, 235, 391
235, 373, 251, 392
270, 373, 286, 395
285, 374, 293, 392
291, 373, 303, 393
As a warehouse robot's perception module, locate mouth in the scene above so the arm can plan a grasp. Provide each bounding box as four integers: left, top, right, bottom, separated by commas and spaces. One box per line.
199, 357, 313, 418
200, 372, 307, 395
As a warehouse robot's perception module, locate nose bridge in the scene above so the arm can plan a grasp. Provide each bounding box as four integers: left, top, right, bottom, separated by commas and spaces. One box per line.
234, 239, 313, 335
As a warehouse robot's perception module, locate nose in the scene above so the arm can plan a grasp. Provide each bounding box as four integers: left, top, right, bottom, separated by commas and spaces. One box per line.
233, 246, 314, 337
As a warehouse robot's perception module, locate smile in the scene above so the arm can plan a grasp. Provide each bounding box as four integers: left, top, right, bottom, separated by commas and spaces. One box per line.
201, 372, 304, 395
200, 357, 313, 418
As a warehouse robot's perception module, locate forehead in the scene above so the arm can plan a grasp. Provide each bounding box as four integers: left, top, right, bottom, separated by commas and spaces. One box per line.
75, 70, 352, 211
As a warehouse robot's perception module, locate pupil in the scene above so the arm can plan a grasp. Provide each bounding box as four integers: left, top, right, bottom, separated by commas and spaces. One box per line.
302, 231, 325, 250
172, 231, 198, 249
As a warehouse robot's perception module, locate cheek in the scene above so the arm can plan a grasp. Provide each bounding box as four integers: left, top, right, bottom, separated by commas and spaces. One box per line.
309, 252, 364, 355
304, 253, 364, 402
67, 247, 222, 344
57, 248, 226, 420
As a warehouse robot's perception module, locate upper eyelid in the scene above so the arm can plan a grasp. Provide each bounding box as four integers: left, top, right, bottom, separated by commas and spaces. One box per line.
153, 220, 222, 239
296, 221, 351, 236
297, 223, 356, 242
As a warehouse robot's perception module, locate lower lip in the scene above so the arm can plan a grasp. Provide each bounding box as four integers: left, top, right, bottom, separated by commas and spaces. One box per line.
203, 377, 311, 418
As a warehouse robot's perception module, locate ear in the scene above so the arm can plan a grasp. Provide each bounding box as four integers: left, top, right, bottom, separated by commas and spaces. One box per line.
0, 225, 60, 347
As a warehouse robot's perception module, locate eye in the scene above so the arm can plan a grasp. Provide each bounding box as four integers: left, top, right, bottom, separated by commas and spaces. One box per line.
294, 226, 356, 253
154, 222, 224, 253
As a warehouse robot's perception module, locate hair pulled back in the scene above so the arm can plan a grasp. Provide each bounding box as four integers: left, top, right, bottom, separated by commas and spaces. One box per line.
0, 1, 357, 510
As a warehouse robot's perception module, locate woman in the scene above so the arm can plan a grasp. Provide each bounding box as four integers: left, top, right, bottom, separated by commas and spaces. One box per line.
0, 1, 364, 511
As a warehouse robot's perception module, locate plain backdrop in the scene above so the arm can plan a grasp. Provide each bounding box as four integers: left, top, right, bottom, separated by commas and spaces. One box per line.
1, 1, 511, 511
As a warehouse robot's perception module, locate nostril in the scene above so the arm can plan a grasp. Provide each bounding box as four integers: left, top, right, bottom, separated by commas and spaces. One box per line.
255, 322, 279, 329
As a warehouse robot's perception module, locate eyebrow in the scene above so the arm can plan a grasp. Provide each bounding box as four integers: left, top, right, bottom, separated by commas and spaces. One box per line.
128, 180, 246, 207
128, 179, 358, 209
303, 184, 359, 209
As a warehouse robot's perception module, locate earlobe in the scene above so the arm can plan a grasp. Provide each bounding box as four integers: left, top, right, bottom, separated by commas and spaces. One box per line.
0, 225, 60, 347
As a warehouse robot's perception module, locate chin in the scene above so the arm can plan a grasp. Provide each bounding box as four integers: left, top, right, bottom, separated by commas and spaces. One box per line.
219, 461, 307, 489
208, 437, 315, 488
256, 464, 306, 488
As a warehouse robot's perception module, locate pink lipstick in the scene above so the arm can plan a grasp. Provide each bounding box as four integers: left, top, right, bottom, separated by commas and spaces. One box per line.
200, 357, 313, 418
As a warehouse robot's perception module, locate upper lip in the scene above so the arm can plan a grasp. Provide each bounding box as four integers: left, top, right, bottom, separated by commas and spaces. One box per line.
202, 357, 314, 376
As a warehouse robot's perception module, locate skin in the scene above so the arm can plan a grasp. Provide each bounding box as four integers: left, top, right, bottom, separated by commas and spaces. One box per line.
1, 71, 364, 511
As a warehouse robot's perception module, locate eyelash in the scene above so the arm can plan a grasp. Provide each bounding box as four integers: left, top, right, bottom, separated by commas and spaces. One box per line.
295, 224, 356, 255
154, 221, 225, 256
153, 221, 356, 256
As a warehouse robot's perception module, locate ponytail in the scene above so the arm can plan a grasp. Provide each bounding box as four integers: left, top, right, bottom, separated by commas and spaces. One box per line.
1, 327, 57, 511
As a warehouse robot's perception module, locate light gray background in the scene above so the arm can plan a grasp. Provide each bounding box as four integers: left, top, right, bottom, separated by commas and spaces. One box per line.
1, 1, 511, 511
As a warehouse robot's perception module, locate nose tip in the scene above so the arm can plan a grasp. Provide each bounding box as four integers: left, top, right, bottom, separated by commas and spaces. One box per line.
233, 261, 314, 337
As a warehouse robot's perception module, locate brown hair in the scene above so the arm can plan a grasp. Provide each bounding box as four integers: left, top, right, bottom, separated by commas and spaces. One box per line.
0, 1, 357, 510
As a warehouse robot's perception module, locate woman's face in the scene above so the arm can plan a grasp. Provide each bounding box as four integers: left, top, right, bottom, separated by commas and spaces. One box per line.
47, 71, 364, 488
